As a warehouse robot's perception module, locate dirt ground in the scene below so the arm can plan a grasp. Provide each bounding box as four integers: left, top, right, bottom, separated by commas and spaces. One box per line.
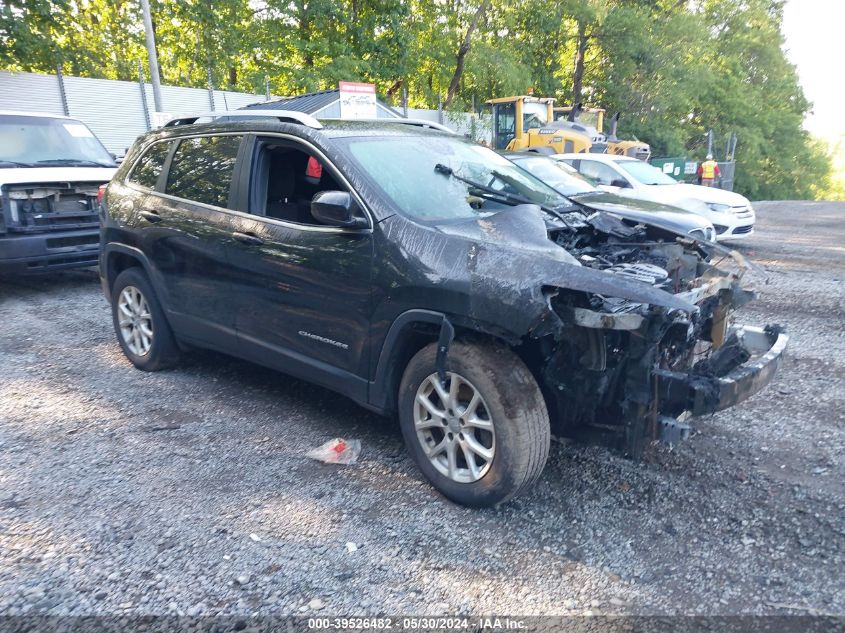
0, 201, 842, 617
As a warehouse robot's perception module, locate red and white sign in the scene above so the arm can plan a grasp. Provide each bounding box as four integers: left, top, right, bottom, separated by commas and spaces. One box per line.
338, 81, 377, 120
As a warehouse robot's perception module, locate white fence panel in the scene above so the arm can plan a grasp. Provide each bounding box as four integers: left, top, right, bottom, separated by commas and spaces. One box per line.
214, 90, 265, 110
63, 75, 149, 155
406, 108, 440, 123
405, 107, 490, 141
0, 71, 65, 115
158, 85, 213, 116
1, 70, 489, 153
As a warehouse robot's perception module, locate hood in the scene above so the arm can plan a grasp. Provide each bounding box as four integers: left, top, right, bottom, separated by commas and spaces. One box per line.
434, 205, 697, 316
0, 166, 116, 186
573, 191, 712, 234
639, 181, 749, 209
436, 204, 581, 265
673, 183, 750, 206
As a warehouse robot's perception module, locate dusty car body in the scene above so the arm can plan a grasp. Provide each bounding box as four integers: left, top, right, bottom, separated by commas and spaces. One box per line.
385, 193, 786, 454
99, 113, 787, 505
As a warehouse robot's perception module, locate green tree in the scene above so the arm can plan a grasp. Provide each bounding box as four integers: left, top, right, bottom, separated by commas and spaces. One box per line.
152, 0, 257, 90
1, 0, 145, 79
0, 0, 832, 199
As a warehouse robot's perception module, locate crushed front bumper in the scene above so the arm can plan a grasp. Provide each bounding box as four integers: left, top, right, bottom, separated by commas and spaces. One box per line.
654, 325, 788, 417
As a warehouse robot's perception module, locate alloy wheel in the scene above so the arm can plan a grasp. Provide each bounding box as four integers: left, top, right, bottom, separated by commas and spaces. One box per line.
117, 285, 153, 357
413, 372, 495, 483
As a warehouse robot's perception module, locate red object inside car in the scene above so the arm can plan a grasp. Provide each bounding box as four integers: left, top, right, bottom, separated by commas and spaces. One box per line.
305, 156, 323, 180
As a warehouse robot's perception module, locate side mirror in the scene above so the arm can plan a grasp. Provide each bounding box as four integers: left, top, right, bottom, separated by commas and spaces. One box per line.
311, 191, 368, 229
610, 178, 630, 189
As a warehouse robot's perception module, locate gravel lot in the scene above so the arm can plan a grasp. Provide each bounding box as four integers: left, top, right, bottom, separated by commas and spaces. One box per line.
0, 201, 843, 618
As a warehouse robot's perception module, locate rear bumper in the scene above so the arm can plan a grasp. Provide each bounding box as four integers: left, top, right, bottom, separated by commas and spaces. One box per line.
0, 228, 100, 274
654, 325, 788, 417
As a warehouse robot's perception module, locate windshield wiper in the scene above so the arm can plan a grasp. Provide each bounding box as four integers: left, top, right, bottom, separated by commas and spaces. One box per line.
35, 158, 114, 167
0, 160, 35, 168
434, 163, 575, 228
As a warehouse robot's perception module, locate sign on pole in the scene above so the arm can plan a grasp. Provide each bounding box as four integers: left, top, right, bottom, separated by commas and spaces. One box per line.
338, 81, 377, 119
151, 112, 174, 128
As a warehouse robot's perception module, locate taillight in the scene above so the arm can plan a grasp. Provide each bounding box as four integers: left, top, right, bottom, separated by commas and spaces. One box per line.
97, 184, 107, 204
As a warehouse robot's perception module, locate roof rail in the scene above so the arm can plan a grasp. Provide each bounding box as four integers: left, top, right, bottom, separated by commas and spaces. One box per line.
346, 118, 457, 135
163, 110, 323, 129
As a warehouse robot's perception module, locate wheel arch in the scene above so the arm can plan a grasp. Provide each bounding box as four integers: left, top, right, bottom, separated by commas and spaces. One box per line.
102, 243, 156, 301
369, 309, 535, 415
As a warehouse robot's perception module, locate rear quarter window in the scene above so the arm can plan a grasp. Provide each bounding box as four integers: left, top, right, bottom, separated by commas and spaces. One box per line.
128, 141, 171, 189
165, 135, 242, 208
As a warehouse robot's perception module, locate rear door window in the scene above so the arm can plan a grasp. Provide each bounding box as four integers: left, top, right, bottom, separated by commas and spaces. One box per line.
165, 135, 242, 208
128, 142, 170, 189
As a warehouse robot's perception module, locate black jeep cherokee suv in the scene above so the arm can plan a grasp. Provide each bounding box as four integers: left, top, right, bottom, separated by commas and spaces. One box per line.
99, 111, 787, 506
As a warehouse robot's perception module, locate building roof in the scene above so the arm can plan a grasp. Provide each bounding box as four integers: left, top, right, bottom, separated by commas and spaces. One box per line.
244, 89, 339, 114
242, 88, 403, 118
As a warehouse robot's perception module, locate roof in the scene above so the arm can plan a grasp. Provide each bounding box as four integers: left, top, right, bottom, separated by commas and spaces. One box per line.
318, 119, 452, 138
140, 117, 454, 147
504, 152, 554, 162
555, 153, 637, 163
242, 89, 404, 118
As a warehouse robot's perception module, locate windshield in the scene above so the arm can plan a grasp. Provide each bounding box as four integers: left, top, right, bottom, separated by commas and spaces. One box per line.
522, 101, 549, 130
578, 111, 601, 129
0, 115, 115, 167
340, 135, 569, 222
510, 155, 597, 196
618, 160, 676, 185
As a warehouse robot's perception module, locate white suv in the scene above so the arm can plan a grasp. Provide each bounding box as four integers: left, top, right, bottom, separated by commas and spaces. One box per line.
557, 153, 755, 241
0, 111, 116, 274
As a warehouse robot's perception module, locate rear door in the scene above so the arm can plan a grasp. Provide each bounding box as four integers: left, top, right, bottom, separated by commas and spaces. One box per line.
131, 134, 245, 348
224, 135, 374, 396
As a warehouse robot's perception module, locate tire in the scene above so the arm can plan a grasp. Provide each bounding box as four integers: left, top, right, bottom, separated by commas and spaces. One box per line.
111, 267, 180, 371
398, 340, 550, 507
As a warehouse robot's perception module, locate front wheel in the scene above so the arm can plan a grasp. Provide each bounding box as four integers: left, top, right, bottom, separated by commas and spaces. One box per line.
398, 341, 550, 507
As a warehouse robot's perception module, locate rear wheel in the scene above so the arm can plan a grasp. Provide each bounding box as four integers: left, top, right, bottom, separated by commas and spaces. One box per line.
398, 341, 550, 507
111, 268, 180, 371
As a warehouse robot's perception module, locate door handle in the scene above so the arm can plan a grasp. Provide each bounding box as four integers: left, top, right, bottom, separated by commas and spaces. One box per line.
232, 231, 264, 246
139, 210, 162, 223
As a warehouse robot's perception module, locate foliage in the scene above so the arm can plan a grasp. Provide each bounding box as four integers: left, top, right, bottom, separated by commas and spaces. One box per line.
0, 0, 832, 199
819, 135, 845, 201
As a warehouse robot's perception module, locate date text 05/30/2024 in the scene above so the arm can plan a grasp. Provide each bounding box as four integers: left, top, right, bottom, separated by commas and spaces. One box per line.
308, 617, 526, 630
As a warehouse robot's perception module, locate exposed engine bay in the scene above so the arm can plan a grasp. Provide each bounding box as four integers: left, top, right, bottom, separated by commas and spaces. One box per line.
518, 207, 786, 455
1, 182, 101, 232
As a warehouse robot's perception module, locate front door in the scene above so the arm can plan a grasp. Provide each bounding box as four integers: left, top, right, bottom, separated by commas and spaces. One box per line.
225, 137, 374, 394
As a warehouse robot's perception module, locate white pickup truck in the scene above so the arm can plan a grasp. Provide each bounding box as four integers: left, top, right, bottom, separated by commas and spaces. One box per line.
0, 111, 116, 274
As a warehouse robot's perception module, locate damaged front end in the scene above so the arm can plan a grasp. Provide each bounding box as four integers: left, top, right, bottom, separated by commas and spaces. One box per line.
0, 181, 102, 273
529, 211, 787, 456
